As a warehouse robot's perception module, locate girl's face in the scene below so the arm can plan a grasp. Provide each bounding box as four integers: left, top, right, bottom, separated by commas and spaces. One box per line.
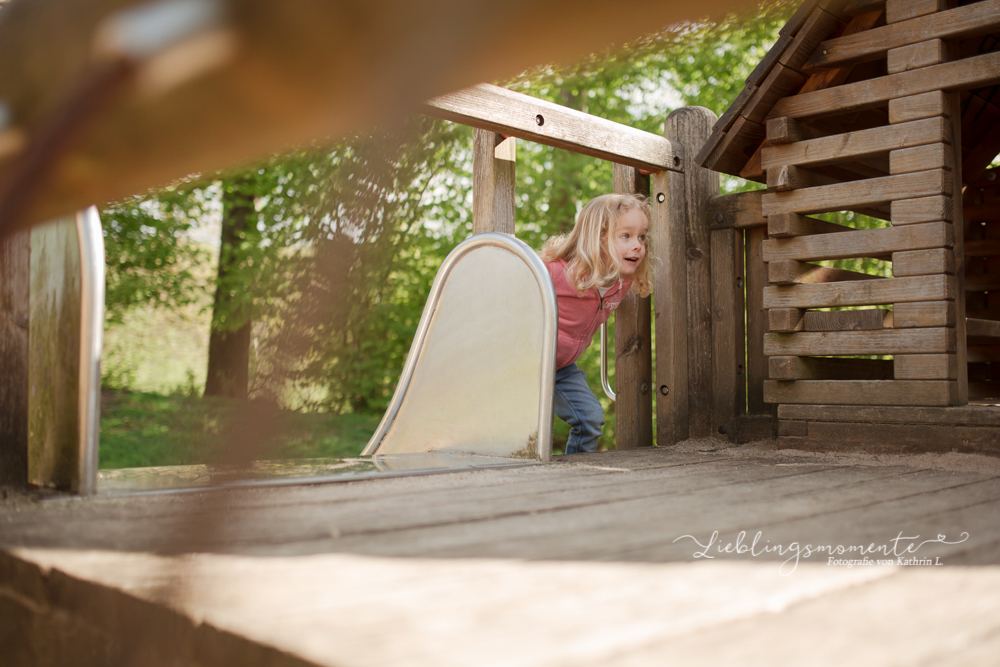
611, 207, 648, 278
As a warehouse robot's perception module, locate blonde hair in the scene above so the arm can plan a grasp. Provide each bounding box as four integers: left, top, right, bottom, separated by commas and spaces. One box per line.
539, 193, 653, 297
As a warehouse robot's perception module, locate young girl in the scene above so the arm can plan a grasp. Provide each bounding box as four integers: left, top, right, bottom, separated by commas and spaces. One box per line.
540, 193, 653, 454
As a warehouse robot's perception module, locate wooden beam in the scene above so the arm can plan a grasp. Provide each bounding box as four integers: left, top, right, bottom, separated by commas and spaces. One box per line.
612, 163, 652, 450
804, 0, 1000, 71
891, 248, 954, 277
711, 228, 746, 433
886, 38, 953, 74
778, 402, 1000, 425
890, 143, 953, 176
761, 170, 952, 216
767, 212, 853, 238
761, 117, 951, 171
764, 327, 956, 356
767, 259, 880, 285
706, 190, 766, 229
764, 379, 958, 406
472, 131, 515, 235
769, 356, 893, 380
771, 51, 1000, 121
802, 308, 892, 331
666, 107, 718, 439
964, 238, 1000, 257
764, 274, 954, 309
427, 84, 683, 173
894, 353, 957, 380
893, 300, 955, 328
891, 195, 953, 224
967, 317, 1000, 339
885, 0, 947, 24
762, 222, 953, 263
746, 226, 770, 416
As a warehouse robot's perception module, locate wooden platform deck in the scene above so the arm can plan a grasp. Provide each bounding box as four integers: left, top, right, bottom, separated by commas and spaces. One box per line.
3, 441, 1000, 665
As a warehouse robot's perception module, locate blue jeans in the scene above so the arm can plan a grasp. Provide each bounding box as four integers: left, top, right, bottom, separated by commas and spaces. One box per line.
554, 363, 604, 454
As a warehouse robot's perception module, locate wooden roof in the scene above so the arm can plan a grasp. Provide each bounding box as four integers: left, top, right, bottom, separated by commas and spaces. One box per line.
697, 0, 1000, 186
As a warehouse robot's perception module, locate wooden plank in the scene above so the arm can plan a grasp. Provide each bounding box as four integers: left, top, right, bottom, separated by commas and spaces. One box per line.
762, 222, 953, 262
966, 317, 1000, 339
472, 130, 516, 235
0, 231, 29, 489
893, 300, 956, 328
770, 51, 1000, 121
804, 0, 1000, 71
705, 190, 765, 229
766, 212, 853, 238
765, 117, 824, 145
792, 420, 1000, 452
843, 0, 885, 17
891, 248, 954, 277
938, 92, 965, 403
651, 170, 688, 445
888, 91, 948, 124
797, 8, 887, 95
778, 419, 808, 436
886, 38, 952, 74
779, 401, 1000, 426
779, 7, 846, 73
890, 143, 953, 176
769, 356, 894, 380
666, 107, 718, 438
710, 229, 746, 433
761, 170, 952, 217
891, 195, 953, 225
768, 259, 879, 285
761, 117, 950, 171
746, 227, 769, 415
612, 164, 652, 450
965, 204, 1000, 222
885, 0, 947, 24
894, 354, 958, 380
964, 274, 1000, 292
701, 115, 766, 177
426, 84, 684, 173
965, 239, 1000, 257
782, 0, 822, 35
743, 64, 808, 124
802, 308, 892, 331
768, 307, 805, 332
764, 379, 958, 406
766, 164, 840, 192
764, 274, 954, 309
764, 327, 956, 356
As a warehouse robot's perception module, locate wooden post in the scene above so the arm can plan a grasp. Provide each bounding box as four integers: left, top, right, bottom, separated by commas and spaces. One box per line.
945, 91, 968, 404
664, 107, 718, 438
612, 164, 652, 449
711, 228, 746, 433
472, 129, 516, 235
746, 225, 772, 415
652, 168, 689, 445
0, 231, 29, 489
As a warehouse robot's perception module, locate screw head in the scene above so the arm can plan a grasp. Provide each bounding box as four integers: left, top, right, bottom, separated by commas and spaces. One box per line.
659, 385, 669, 396
656, 193, 665, 203
718, 425, 727, 435
715, 213, 725, 223
535, 114, 545, 126
736, 277, 743, 288
640, 382, 649, 395
673, 156, 681, 167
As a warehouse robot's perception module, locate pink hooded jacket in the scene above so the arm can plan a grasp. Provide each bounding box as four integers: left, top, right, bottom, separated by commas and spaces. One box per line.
546, 259, 633, 370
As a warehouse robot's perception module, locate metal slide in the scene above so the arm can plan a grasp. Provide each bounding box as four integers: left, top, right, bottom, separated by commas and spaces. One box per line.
362, 233, 558, 463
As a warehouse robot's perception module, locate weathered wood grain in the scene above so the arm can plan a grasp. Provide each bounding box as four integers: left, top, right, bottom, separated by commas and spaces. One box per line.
768, 307, 806, 332
886, 38, 952, 74
612, 164, 652, 450
894, 353, 957, 380
891, 248, 954, 277
891, 195, 952, 224
966, 318, 1000, 340
747, 226, 770, 415
761, 170, 952, 216
743, 64, 808, 123
765, 117, 823, 145
769, 355, 894, 380
427, 84, 684, 173
892, 300, 955, 328
764, 379, 958, 406
764, 327, 956, 356
767, 212, 853, 238
890, 143, 952, 175
762, 222, 952, 262
761, 117, 950, 171
785, 420, 1000, 453
706, 190, 766, 229
667, 107, 718, 438
772, 52, 1000, 121
885, 0, 947, 24
710, 228, 746, 434
763, 274, 954, 309
804, 0, 1000, 71
0, 231, 29, 488
472, 130, 516, 235
779, 7, 846, 73
768, 259, 879, 285
651, 170, 688, 445
888, 91, 949, 124
803, 308, 892, 331
778, 401, 1000, 426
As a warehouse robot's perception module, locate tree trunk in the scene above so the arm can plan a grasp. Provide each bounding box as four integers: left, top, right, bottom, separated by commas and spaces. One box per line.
204, 178, 253, 399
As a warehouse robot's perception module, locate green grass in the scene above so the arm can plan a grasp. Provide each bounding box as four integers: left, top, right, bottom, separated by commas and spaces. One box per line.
99, 390, 382, 469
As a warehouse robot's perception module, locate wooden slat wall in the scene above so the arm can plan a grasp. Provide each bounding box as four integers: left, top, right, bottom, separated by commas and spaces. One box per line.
761, 0, 971, 416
